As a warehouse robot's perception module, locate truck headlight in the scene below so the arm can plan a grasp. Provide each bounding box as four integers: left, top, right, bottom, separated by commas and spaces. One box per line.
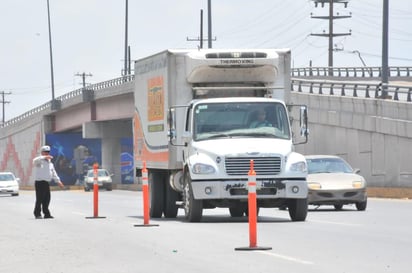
192, 163, 215, 174
308, 182, 321, 190
290, 161, 307, 173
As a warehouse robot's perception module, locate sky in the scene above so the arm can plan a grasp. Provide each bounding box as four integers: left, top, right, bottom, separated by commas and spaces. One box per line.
1, 0, 411, 121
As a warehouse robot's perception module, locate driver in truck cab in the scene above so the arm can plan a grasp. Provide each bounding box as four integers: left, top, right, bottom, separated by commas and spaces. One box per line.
249, 109, 272, 128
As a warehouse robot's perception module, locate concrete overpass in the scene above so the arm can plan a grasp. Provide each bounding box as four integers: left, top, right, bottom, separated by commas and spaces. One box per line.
1, 67, 411, 197
1, 75, 134, 187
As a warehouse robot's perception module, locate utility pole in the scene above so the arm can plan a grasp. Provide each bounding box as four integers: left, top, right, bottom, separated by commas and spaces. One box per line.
207, 0, 212, 48
75, 72, 93, 89
186, 8, 216, 48
187, 9, 216, 49
381, 0, 389, 98
123, 0, 129, 76
310, 0, 352, 76
200, 9, 204, 49
0, 91, 11, 125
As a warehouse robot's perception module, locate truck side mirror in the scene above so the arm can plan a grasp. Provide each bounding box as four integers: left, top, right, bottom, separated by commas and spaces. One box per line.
168, 108, 177, 144
299, 106, 309, 139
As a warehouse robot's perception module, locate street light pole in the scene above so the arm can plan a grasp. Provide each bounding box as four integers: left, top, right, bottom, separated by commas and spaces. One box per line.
124, 0, 128, 76
46, 0, 60, 110
381, 0, 389, 98
207, 0, 212, 48
352, 50, 367, 67
47, 0, 55, 101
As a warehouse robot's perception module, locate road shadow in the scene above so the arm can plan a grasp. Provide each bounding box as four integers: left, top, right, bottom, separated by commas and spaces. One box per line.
308, 206, 360, 212
127, 214, 291, 224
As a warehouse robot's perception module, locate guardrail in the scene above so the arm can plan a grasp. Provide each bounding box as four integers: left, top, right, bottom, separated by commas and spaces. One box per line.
291, 78, 412, 102
292, 66, 412, 78
2, 75, 134, 128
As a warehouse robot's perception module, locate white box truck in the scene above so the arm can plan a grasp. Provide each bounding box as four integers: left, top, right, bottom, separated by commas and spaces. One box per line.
133, 49, 309, 222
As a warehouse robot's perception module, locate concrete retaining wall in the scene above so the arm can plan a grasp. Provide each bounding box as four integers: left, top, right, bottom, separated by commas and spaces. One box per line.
291, 92, 412, 190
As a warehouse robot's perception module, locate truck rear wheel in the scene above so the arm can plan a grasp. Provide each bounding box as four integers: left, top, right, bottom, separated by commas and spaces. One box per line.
149, 171, 164, 218
288, 198, 308, 222
183, 172, 203, 222
164, 176, 179, 218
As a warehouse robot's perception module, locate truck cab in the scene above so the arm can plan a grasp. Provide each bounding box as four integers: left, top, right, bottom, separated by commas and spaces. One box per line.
169, 97, 308, 222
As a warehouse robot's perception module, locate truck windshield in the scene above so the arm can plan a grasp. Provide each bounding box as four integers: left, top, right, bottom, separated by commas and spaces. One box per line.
193, 102, 290, 141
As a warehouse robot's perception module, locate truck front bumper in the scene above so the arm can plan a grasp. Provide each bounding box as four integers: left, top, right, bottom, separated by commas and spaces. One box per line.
191, 179, 308, 200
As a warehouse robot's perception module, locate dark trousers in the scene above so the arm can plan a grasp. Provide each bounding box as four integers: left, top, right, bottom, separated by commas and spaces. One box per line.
34, 180, 51, 217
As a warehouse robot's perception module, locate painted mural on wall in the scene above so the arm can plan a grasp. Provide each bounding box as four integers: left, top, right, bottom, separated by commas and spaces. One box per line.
46, 133, 101, 185
120, 138, 134, 184
45, 133, 134, 185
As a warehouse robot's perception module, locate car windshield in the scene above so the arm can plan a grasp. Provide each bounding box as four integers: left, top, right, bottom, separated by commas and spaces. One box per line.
306, 158, 353, 174
193, 102, 290, 141
87, 170, 109, 177
0, 174, 15, 181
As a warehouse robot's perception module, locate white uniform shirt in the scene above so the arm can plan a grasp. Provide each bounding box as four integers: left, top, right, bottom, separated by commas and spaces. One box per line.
33, 156, 61, 183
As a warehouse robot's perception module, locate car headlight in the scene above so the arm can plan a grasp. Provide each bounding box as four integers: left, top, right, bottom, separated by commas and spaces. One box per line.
290, 161, 307, 173
352, 181, 364, 188
192, 163, 215, 174
308, 182, 322, 190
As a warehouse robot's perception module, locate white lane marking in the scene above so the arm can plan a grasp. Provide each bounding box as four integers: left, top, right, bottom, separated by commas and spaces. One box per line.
72, 211, 87, 216
309, 220, 363, 227
257, 251, 314, 265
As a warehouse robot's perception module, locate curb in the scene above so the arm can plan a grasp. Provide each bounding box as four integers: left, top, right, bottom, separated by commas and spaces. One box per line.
367, 187, 412, 199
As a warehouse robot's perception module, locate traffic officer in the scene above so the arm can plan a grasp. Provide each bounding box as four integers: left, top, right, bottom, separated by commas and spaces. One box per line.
33, 145, 64, 219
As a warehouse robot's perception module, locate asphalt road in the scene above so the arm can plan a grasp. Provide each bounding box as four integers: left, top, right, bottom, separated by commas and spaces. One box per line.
1, 190, 411, 273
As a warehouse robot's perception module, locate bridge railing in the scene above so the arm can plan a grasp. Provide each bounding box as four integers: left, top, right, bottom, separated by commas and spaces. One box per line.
2, 75, 134, 128
292, 66, 412, 78
291, 78, 412, 102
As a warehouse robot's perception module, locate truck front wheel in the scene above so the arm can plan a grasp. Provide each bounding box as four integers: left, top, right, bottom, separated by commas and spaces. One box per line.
149, 171, 165, 218
183, 172, 203, 222
164, 177, 179, 218
288, 198, 308, 222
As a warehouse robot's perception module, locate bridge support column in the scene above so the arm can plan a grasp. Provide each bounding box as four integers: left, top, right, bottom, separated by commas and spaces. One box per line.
101, 137, 121, 185
83, 120, 132, 186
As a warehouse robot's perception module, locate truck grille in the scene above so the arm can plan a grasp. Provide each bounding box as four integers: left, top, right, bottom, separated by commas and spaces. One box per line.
225, 157, 281, 176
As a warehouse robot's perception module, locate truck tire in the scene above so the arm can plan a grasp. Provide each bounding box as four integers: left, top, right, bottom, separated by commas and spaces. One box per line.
183, 172, 203, 222
164, 175, 179, 218
288, 198, 308, 222
229, 207, 244, 217
149, 171, 165, 218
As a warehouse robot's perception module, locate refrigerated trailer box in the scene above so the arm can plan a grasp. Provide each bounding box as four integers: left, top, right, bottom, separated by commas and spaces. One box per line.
133, 49, 309, 222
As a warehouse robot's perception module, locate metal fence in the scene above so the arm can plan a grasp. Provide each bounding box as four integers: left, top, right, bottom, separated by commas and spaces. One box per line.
292, 66, 412, 78
291, 78, 412, 102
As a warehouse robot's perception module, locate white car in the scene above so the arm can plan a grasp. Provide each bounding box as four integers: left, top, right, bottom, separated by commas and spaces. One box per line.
305, 155, 367, 211
84, 169, 113, 191
0, 172, 20, 196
